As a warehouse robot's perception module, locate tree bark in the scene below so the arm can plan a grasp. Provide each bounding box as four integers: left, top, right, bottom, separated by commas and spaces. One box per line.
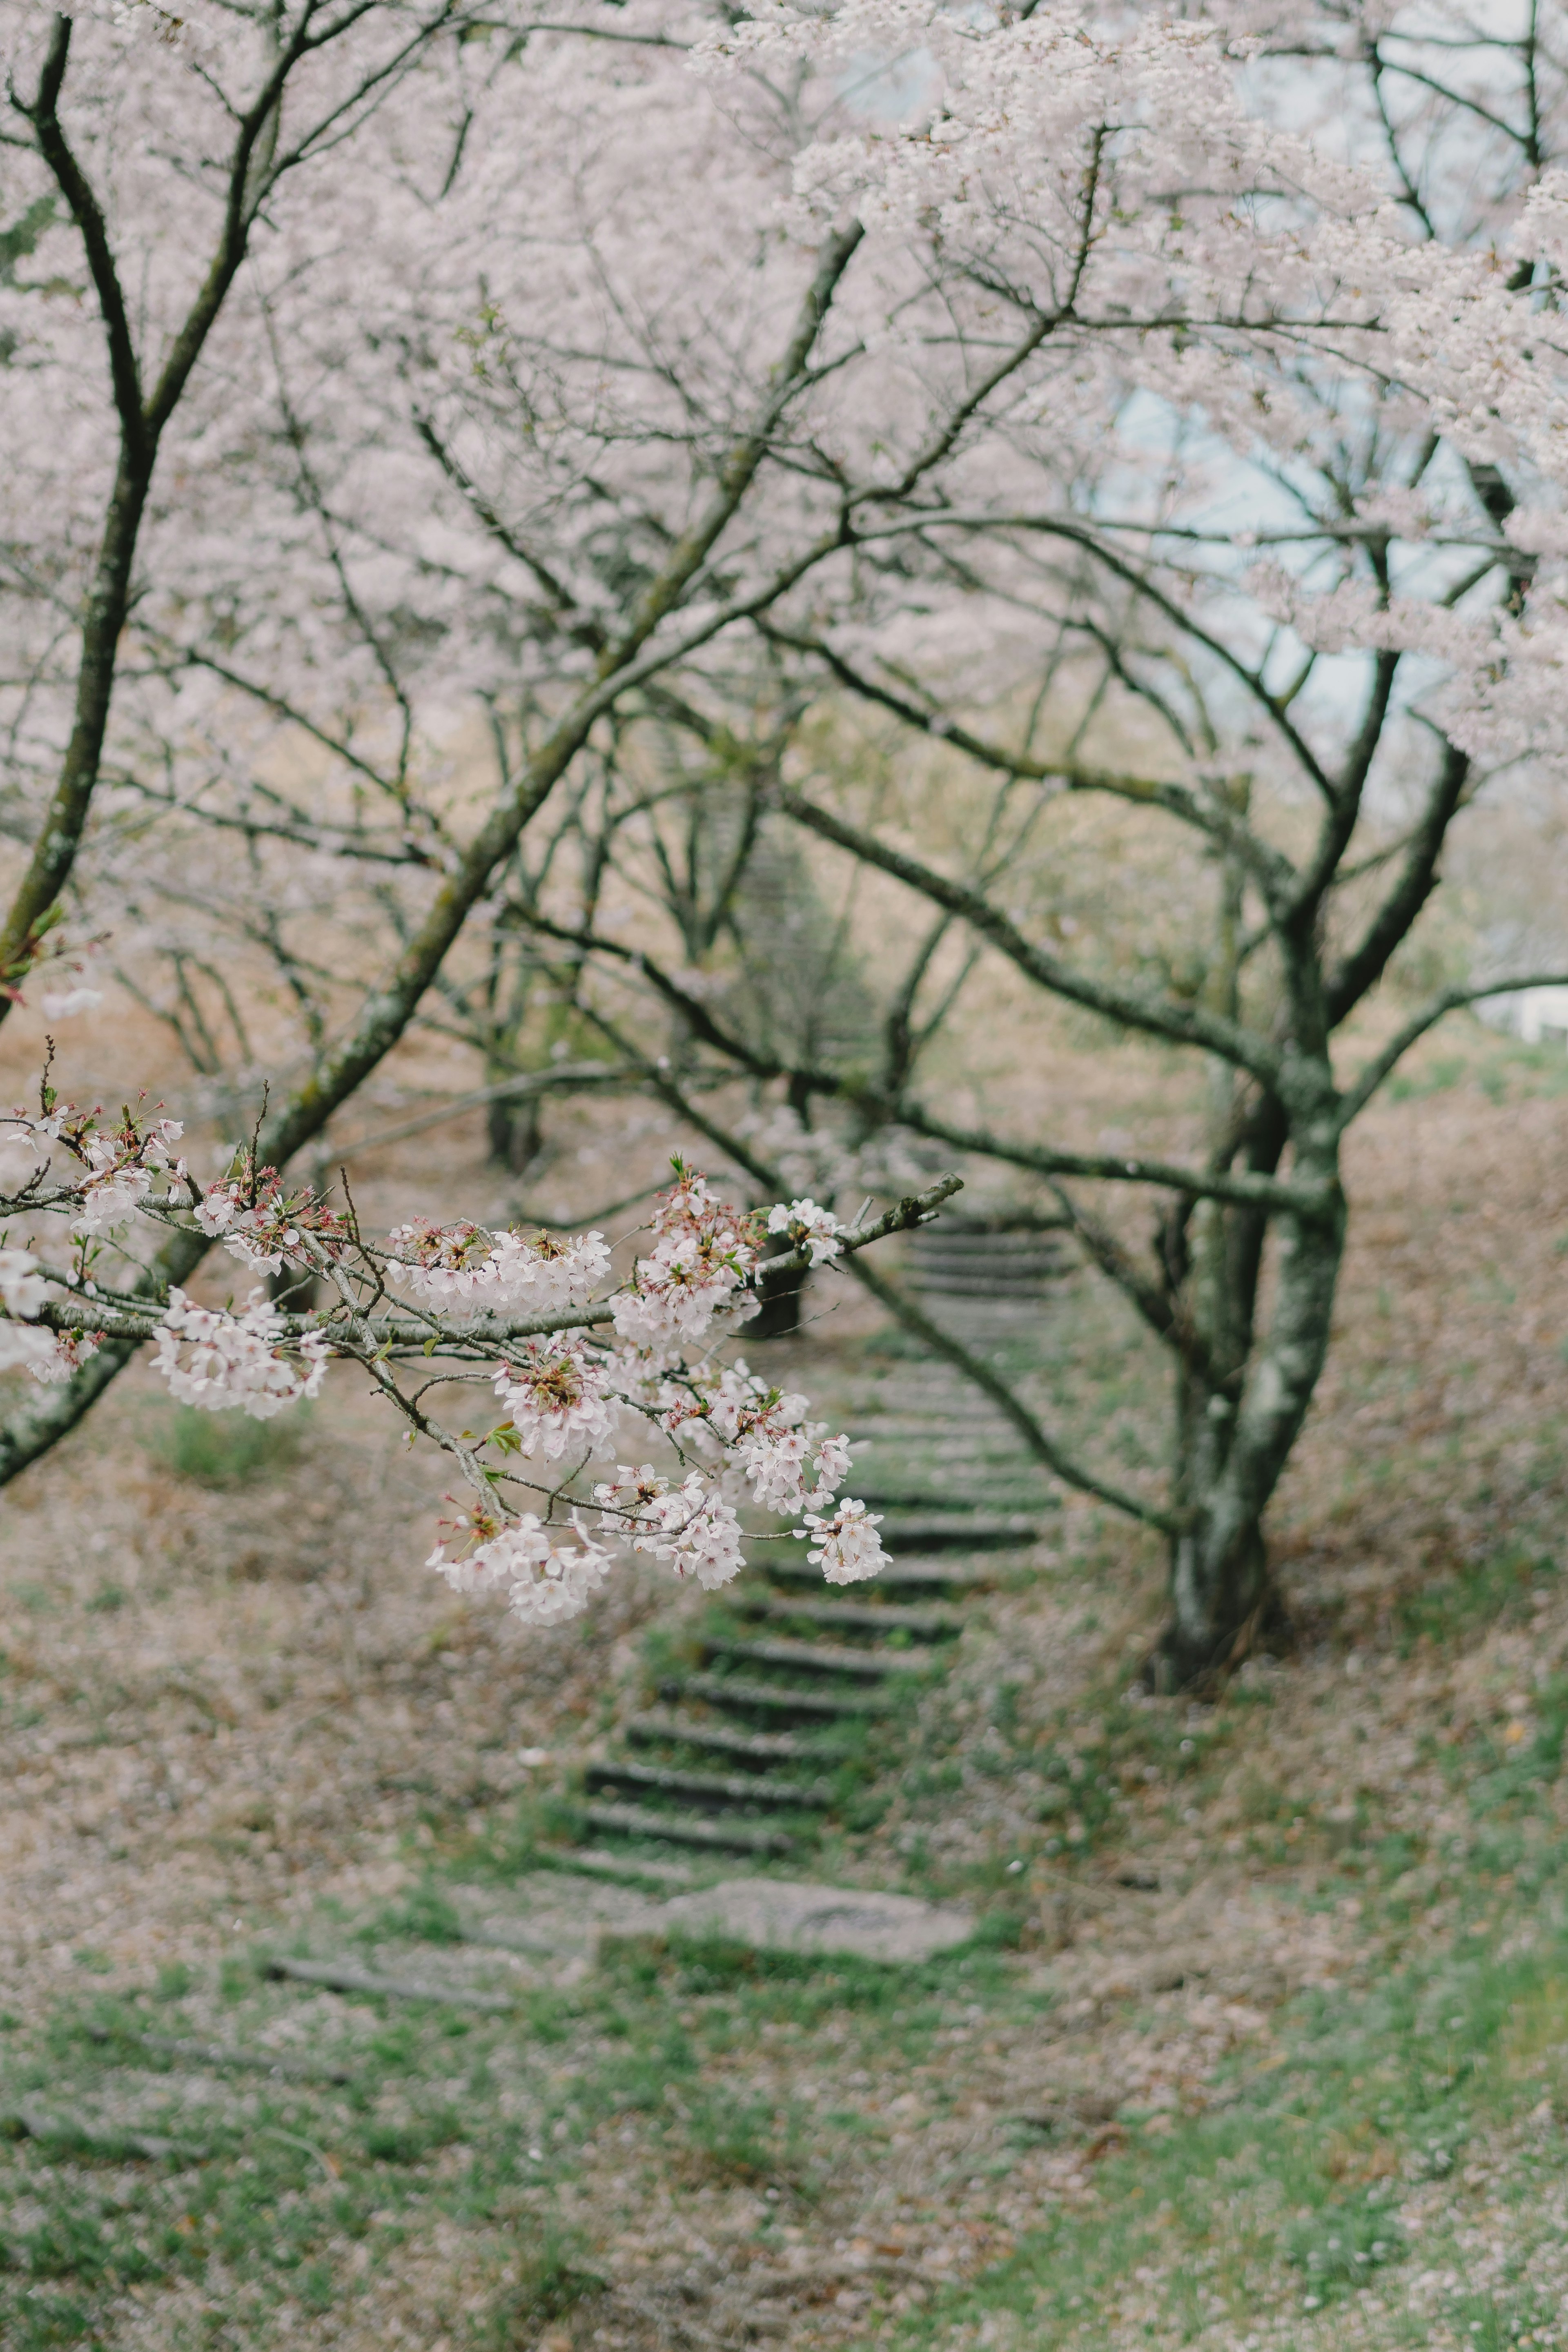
1154, 1133, 1345, 1685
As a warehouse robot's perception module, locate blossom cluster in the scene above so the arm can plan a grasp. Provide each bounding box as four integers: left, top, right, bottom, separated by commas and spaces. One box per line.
72, 1112, 185, 1236
610, 1164, 761, 1348
426, 1502, 614, 1628
151, 1287, 330, 1419
0, 1248, 96, 1383
0, 1099, 189, 1235
658, 1358, 853, 1517
469, 1173, 883, 1607
798, 1498, 887, 1587
385, 1218, 610, 1315
766, 1197, 844, 1267
492, 1335, 616, 1460
196, 1157, 349, 1276
591, 1464, 748, 1591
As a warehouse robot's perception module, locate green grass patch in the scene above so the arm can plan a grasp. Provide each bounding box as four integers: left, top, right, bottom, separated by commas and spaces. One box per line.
882, 1919, 1568, 2347
1394, 1544, 1555, 1653
148, 1404, 311, 1488
469, 2226, 605, 2346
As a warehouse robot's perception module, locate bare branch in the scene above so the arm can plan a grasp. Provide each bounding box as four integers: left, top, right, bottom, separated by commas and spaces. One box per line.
1337, 973, 1568, 1128
842, 1248, 1177, 1533
777, 788, 1283, 1083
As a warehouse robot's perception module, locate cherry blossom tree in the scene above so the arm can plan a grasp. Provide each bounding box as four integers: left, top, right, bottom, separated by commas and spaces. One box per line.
710, 0, 1568, 1679
4, 0, 1568, 1672
369, 0, 1568, 1678
0, 0, 884, 1483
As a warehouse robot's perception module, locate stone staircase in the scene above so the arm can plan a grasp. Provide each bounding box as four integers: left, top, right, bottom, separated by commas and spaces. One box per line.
569, 1219, 1067, 1865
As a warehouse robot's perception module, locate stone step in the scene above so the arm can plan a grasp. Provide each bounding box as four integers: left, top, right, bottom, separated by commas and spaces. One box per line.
912, 1255, 1061, 1274
910, 1271, 1062, 1295
577, 1801, 796, 1857
558, 1849, 698, 1889
263, 1956, 514, 2012
851, 1461, 1033, 1484
910, 1230, 1061, 1250
658, 1877, 976, 1962
912, 1251, 1062, 1270
873, 1512, 1051, 1550
764, 1553, 1002, 1593
847, 1422, 1033, 1447
846, 1392, 1020, 1411
835, 1403, 1014, 1428
700, 1636, 931, 1680
660, 1672, 894, 1718
736, 1594, 963, 1639
624, 1712, 826, 1768
585, 1758, 831, 1810
851, 1484, 1049, 1512
912, 1235, 1064, 1256
911, 1261, 1062, 1280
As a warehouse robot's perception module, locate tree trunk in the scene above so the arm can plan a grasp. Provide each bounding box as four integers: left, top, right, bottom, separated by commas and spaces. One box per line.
1151, 815, 1347, 1685
486, 1085, 542, 1176
749, 1261, 807, 1338
1154, 1154, 1345, 1687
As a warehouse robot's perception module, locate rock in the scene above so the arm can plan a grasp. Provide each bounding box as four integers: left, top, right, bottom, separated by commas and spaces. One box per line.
657, 1876, 974, 1962
448, 1869, 975, 1965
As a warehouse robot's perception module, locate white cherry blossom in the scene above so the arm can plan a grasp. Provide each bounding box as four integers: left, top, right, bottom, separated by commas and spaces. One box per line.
610, 1167, 762, 1352
386, 1220, 609, 1315
427, 1510, 613, 1626
0, 1250, 49, 1320
151, 1288, 329, 1419
0, 1125, 42, 1194
0, 1324, 66, 1379
593, 1463, 748, 1590
797, 1499, 887, 1587
765, 1198, 844, 1266
492, 1337, 617, 1461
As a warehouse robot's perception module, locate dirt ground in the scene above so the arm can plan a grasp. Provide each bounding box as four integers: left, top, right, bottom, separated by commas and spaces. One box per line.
2, 1015, 1568, 2350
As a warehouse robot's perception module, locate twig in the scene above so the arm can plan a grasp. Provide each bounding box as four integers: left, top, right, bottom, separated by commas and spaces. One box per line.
261, 1954, 515, 2011
84, 2022, 355, 2083
751, 1172, 964, 1282
1, 2105, 209, 2163
326, 1062, 640, 1163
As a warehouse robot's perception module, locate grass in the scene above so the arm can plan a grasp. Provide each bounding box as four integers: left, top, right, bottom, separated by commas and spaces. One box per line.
470, 2228, 606, 2345
888, 1915, 1568, 2350
1383, 1033, 1568, 1107
1394, 1543, 1557, 1654
16, 1841, 1568, 2351
8, 1527, 1568, 2348
0, 1911, 1022, 2348
147, 1404, 310, 1489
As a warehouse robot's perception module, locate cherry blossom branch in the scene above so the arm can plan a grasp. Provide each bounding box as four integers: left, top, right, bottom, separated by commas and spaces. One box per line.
840, 512, 1341, 803
875, 1104, 1332, 1221
564, 1032, 1177, 1533
0, 1, 473, 1018
6, 1160, 963, 1352
0, 210, 875, 1482
326, 1063, 644, 1163
0, 1101, 959, 1601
